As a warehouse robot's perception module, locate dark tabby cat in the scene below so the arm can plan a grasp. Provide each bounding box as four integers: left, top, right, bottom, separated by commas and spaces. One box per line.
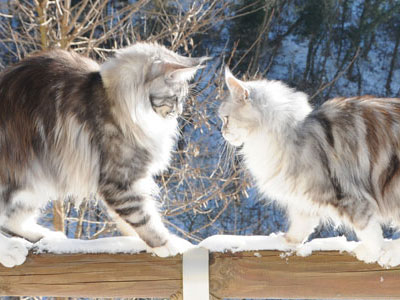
219, 67, 400, 267
0, 42, 206, 267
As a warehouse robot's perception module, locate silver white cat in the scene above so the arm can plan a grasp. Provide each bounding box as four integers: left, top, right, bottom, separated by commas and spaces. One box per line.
219, 67, 400, 267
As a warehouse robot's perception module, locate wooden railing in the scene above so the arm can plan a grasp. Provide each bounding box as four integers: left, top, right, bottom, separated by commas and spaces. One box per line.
1, 250, 400, 299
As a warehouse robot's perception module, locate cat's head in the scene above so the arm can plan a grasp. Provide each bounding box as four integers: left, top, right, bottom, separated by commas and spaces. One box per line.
219, 67, 311, 147
100, 42, 208, 120
218, 67, 262, 147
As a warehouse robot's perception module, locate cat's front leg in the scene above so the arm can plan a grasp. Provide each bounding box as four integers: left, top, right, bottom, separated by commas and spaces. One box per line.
285, 208, 320, 247
102, 177, 190, 256
4, 218, 67, 242
2, 193, 66, 242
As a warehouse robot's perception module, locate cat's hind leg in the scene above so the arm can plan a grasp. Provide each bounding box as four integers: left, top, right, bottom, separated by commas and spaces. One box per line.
2, 190, 66, 243
0, 190, 31, 268
0, 232, 30, 268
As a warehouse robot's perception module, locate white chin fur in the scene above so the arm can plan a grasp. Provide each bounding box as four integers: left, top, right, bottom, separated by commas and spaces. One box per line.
224, 137, 243, 147
229, 140, 244, 147
222, 131, 244, 147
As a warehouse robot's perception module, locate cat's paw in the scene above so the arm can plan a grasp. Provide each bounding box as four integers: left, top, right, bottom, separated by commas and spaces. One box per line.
6, 223, 67, 243
25, 230, 66, 243
41, 230, 67, 240
149, 235, 194, 257
378, 241, 400, 268
282, 234, 302, 251
0, 238, 31, 268
353, 243, 381, 264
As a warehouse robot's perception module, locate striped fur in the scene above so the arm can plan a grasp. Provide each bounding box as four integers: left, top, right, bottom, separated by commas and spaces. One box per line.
0, 43, 205, 267
219, 67, 400, 264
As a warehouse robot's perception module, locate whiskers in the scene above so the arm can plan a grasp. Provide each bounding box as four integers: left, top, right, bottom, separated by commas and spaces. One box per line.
188, 84, 203, 97
217, 139, 239, 178
178, 114, 195, 131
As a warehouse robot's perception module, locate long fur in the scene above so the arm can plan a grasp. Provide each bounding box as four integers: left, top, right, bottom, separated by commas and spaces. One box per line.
0, 43, 204, 267
219, 69, 400, 263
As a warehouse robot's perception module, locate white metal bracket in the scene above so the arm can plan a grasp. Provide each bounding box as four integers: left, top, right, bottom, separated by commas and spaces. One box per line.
182, 247, 209, 300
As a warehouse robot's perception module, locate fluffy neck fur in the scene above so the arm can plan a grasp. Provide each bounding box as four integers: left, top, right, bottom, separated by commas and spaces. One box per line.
239, 80, 312, 203
100, 45, 180, 175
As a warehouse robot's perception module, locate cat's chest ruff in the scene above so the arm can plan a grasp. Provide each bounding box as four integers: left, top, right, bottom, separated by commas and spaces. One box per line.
243, 139, 336, 218
243, 137, 308, 202
135, 116, 178, 175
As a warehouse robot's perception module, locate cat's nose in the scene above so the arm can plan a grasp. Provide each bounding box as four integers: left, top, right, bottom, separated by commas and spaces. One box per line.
166, 97, 180, 117
221, 116, 228, 127
221, 122, 228, 133
176, 101, 183, 115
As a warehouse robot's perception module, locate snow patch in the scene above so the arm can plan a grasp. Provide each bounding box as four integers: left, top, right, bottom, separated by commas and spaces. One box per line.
34, 236, 147, 254
33, 234, 194, 256
198, 232, 292, 252
199, 233, 358, 257
32, 233, 360, 259
198, 234, 381, 264
296, 236, 358, 257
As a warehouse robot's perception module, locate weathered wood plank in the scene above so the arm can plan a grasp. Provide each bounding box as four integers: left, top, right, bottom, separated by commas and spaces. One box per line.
1, 250, 400, 299
210, 250, 400, 299
0, 253, 182, 297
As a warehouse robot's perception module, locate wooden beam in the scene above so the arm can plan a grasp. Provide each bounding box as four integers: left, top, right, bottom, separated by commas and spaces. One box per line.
1, 250, 400, 299
210, 251, 400, 299
0, 253, 182, 298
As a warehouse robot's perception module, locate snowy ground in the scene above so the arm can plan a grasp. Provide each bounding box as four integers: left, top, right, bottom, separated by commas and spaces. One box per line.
32, 232, 358, 257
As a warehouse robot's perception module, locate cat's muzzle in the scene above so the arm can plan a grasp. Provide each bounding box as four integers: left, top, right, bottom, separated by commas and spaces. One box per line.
150, 95, 181, 118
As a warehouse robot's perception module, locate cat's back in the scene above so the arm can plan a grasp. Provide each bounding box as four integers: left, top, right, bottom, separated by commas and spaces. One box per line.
0, 50, 99, 112
0, 49, 103, 131
0, 50, 103, 180
315, 95, 400, 117
302, 95, 400, 188
302, 95, 400, 161
300, 95, 400, 219
0, 49, 99, 80
305, 95, 400, 135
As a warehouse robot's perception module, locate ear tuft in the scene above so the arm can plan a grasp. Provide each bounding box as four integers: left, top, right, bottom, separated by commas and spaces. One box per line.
167, 66, 201, 82
147, 59, 204, 82
225, 67, 249, 101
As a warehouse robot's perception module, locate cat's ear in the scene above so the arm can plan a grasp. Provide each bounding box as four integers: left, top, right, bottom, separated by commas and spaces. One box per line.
148, 57, 209, 82
166, 64, 202, 82
225, 67, 249, 102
